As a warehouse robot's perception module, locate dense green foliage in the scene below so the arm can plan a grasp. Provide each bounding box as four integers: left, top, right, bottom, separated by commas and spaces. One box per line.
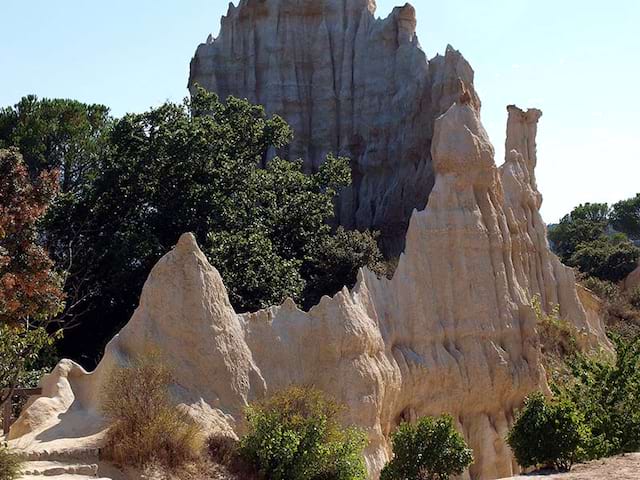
569, 236, 639, 282
549, 201, 640, 282
509, 328, 640, 473
507, 393, 589, 472
0, 92, 383, 365
380, 415, 473, 480
0, 96, 111, 193
239, 386, 367, 480
611, 194, 640, 241
0, 443, 21, 480
558, 336, 640, 458
0, 324, 60, 409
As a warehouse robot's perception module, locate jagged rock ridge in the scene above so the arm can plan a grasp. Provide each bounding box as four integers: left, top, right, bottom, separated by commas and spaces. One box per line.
188, 0, 480, 256
9, 102, 610, 480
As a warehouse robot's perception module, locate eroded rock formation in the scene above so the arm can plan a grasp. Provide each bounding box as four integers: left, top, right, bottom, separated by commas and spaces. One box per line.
9, 102, 610, 480
188, 0, 480, 256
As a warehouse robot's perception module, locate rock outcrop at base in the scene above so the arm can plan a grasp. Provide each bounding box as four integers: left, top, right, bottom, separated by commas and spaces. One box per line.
9, 102, 610, 480
188, 0, 480, 256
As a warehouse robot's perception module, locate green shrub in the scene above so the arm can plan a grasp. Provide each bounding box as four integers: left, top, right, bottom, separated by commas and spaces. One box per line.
580, 276, 621, 303
0, 443, 21, 480
507, 393, 589, 471
239, 386, 367, 480
380, 415, 473, 480
532, 296, 578, 361
560, 336, 640, 458
568, 237, 640, 282
101, 354, 204, 470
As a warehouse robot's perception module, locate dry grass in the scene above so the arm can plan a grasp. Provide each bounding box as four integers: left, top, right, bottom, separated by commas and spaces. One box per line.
100, 354, 204, 471
580, 276, 640, 340
206, 435, 259, 480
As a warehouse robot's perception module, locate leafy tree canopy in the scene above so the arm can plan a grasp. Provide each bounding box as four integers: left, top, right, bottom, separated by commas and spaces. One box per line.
549, 201, 640, 283
548, 203, 610, 260
0, 148, 64, 409
611, 194, 640, 241
1, 90, 383, 364
0, 96, 111, 193
0, 148, 64, 324
380, 415, 473, 480
240, 386, 367, 480
507, 393, 589, 472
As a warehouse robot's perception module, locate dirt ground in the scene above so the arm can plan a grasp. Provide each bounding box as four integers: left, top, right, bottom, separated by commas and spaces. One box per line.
504, 453, 640, 479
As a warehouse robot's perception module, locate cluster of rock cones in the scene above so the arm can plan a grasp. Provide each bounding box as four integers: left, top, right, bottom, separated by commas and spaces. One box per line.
7, 2, 612, 479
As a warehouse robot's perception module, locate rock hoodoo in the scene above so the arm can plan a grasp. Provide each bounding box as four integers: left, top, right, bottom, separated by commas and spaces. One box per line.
9, 102, 610, 480
188, 0, 480, 256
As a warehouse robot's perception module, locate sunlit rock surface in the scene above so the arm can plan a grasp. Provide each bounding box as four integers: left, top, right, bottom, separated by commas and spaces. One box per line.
9, 102, 610, 480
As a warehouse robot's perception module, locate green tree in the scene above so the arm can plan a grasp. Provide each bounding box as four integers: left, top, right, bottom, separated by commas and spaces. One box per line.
0, 148, 64, 410
34, 89, 382, 363
611, 194, 640, 241
507, 393, 589, 472
0, 324, 60, 410
240, 386, 367, 480
548, 203, 610, 262
0, 96, 111, 193
0, 148, 64, 324
568, 237, 639, 282
560, 336, 640, 458
549, 202, 640, 282
380, 415, 473, 480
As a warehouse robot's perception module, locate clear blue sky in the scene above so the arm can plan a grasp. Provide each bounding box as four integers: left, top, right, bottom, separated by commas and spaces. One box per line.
1, 0, 638, 223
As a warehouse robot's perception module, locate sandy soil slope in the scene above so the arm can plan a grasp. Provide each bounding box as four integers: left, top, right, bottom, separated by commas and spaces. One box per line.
503, 453, 640, 479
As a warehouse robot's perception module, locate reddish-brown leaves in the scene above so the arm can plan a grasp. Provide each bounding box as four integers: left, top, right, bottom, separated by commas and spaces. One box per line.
0, 148, 64, 323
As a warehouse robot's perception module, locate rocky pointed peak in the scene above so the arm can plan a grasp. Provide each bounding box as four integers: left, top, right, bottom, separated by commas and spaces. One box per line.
175, 232, 199, 253
506, 104, 543, 174
431, 102, 495, 185
389, 3, 417, 43
428, 46, 481, 117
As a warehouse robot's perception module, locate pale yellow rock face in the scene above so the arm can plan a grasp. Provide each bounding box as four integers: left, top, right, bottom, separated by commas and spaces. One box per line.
9, 103, 610, 480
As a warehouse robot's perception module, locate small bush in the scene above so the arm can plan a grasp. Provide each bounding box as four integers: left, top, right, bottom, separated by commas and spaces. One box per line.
507, 393, 589, 471
0, 443, 21, 480
580, 276, 621, 303
380, 415, 473, 480
206, 435, 260, 480
207, 435, 239, 467
101, 354, 204, 470
239, 386, 367, 480
532, 296, 578, 360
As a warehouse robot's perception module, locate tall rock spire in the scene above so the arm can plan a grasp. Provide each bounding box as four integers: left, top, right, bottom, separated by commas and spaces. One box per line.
189, 0, 479, 256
